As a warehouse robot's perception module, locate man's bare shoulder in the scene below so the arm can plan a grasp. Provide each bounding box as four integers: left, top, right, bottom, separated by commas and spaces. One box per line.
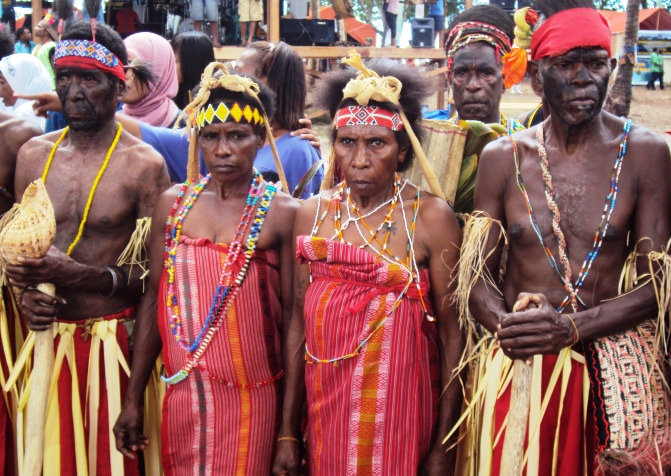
417, 190, 459, 232
0, 114, 41, 149
117, 130, 165, 169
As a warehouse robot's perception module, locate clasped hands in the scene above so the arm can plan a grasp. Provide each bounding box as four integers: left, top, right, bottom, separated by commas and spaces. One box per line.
495, 292, 577, 361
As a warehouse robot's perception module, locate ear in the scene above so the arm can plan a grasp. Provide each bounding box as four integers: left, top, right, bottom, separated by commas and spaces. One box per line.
397, 142, 409, 164
116, 78, 126, 103
609, 57, 617, 73
527, 61, 542, 88
256, 128, 267, 149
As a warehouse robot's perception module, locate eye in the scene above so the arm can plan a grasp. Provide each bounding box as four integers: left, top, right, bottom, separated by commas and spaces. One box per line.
368, 138, 385, 147
201, 131, 219, 141
338, 137, 354, 146
558, 61, 572, 70
84, 73, 96, 82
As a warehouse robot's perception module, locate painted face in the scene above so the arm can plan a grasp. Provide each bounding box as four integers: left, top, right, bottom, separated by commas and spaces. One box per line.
198, 116, 264, 183
334, 124, 407, 197
123, 68, 148, 104
538, 47, 611, 126
449, 42, 504, 123
56, 67, 124, 131
0, 72, 15, 107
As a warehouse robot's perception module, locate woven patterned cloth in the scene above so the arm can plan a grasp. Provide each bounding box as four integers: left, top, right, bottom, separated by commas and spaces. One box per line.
158, 237, 283, 474
297, 235, 439, 474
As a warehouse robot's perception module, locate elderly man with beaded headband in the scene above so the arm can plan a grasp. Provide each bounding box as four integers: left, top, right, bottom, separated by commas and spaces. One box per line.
114, 62, 299, 474
452, 0, 671, 473
4, 21, 170, 475
274, 53, 463, 474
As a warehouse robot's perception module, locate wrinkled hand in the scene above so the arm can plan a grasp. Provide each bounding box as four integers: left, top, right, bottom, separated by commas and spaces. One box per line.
18, 287, 65, 331
4, 246, 79, 289
420, 445, 452, 475
496, 292, 574, 360
272, 439, 301, 475
14, 91, 61, 117
113, 402, 148, 459
290, 117, 321, 152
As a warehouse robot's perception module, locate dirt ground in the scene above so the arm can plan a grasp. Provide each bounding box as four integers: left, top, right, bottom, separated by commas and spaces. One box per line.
312, 79, 671, 157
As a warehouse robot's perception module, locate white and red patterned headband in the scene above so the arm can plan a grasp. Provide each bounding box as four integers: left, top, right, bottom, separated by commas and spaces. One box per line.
334, 105, 404, 131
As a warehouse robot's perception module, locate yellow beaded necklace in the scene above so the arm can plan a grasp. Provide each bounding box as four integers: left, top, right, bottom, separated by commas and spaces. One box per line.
41, 122, 123, 256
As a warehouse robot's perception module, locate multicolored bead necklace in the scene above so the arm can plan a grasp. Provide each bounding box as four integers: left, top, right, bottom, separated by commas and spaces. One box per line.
162, 170, 276, 384
513, 119, 631, 312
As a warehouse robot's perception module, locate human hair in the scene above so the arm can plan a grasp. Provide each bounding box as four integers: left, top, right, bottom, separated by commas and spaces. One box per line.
61, 21, 128, 65
245, 40, 271, 67
532, 0, 595, 20
445, 5, 515, 49
15, 26, 30, 42
0, 28, 14, 59
315, 59, 433, 172
125, 58, 155, 88
171, 32, 215, 108
255, 41, 305, 131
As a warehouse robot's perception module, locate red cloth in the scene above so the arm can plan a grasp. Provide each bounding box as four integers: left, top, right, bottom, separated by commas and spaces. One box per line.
530, 8, 611, 60
116, 8, 138, 36
54, 308, 138, 476
490, 353, 596, 476
297, 235, 439, 474
157, 237, 283, 474
54, 56, 126, 82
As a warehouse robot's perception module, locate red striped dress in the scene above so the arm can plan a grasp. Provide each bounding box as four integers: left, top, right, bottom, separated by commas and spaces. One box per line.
297, 235, 440, 474
157, 236, 284, 475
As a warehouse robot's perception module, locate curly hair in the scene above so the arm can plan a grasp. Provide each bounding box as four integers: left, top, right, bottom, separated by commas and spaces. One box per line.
445, 5, 515, 49
315, 59, 433, 172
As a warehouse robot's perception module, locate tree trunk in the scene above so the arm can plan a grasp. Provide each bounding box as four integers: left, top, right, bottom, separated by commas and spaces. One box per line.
604, 0, 640, 117
310, 0, 320, 18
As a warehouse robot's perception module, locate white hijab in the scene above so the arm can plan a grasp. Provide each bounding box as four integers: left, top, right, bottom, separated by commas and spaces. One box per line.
0, 54, 53, 130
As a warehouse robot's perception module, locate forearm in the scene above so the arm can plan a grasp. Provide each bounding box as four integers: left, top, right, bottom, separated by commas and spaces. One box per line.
572, 283, 659, 342
123, 292, 162, 405
64, 262, 143, 298
433, 334, 464, 450
469, 279, 507, 335
277, 310, 306, 438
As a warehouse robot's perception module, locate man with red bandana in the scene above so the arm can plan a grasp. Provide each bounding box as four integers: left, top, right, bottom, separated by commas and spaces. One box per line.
4, 21, 169, 475
455, 0, 671, 473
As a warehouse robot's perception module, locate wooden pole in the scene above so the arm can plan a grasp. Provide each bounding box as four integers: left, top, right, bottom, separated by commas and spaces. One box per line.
22, 283, 55, 476
31, 0, 42, 37
268, 0, 280, 42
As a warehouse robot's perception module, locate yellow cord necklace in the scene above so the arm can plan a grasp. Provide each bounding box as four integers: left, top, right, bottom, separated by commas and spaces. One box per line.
41, 122, 123, 256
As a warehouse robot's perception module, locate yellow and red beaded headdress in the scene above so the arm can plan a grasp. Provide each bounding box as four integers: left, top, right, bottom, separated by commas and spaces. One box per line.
322, 51, 445, 201
175, 62, 288, 192
54, 39, 126, 82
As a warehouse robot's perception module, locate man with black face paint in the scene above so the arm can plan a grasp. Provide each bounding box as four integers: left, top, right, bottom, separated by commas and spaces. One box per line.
456, 0, 671, 473
442, 6, 522, 213
4, 21, 170, 475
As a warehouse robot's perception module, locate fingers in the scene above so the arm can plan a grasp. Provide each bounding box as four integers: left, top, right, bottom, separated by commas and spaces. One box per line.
513, 292, 544, 312
298, 117, 313, 128
113, 424, 148, 458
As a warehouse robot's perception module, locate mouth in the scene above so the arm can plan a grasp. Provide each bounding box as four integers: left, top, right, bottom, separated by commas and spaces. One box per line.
211, 164, 238, 173
566, 97, 597, 110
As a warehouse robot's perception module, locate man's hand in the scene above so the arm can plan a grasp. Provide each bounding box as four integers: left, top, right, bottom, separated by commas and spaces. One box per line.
113, 402, 148, 459
290, 117, 322, 152
496, 292, 575, 360
272, 439, 301, 475
14, 91, 61, 117
18, 287, 65, 331
5, 246, 80, 289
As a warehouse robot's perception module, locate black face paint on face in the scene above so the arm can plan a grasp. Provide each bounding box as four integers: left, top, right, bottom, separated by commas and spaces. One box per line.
56, 67, 120, 131
449, 42, 505, 124
539, 47, 611, 127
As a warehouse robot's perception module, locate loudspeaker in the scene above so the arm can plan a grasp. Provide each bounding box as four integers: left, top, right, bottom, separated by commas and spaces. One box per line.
311, 19, 336, 46
280, 18, 336, 46
280, 18, 313, 46
410, 18, 434, 48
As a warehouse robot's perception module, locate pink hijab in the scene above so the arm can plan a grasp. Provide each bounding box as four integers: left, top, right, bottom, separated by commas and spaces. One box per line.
123, 32, 180, 127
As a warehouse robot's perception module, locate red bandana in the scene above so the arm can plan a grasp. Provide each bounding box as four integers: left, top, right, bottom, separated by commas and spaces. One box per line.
54, 39, 126, 82
530, 8, 611, 61
335, 106, 403, 131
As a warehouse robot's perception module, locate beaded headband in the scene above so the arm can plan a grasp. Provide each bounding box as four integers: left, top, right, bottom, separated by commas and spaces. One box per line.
54, 39, 126, 81
445, 21, 512, 72
335, 105, 403, 131
196, 101, 265, 130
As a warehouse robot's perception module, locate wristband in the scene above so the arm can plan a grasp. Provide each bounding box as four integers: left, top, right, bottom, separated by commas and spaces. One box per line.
565, 315, 579, 346
100, 266, 120, 298
277, 436, 299, 443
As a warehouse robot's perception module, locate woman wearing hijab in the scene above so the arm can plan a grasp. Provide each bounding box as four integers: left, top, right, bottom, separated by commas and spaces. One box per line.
123, 32, 180, 127
0, 53, 52, 130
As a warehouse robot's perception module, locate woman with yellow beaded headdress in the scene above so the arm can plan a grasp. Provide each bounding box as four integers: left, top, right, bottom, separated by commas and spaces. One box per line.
274, 52, 463, 474
114, 62, 299, 473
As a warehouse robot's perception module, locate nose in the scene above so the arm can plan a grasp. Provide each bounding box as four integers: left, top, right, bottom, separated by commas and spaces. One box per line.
465, 72, 483, 92
571, 64, 594, 87
214, 136, 232, 156
65, 77, 86, 101
351, 141, 370, 169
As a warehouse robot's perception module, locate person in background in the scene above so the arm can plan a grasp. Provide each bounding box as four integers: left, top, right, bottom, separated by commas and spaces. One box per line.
238, 0, 262, 46
171, 31, 215, 109
32, 17, 57, 86
123, 32, 180, 127
115, 0, 139, 38
0, 26, 14, 59
190, 0, 221, 47
0, 0, 15, 32
0, 53, 51, 129
382, 0, 399, 46
428, 0, 444, 45
647, 47, 665, 90
13, 26, 35, 53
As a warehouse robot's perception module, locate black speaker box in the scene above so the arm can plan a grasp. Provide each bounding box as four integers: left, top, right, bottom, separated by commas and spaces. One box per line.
410, 18, 434, 48
311, 19, 336, 46
280, 18, 313, 46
